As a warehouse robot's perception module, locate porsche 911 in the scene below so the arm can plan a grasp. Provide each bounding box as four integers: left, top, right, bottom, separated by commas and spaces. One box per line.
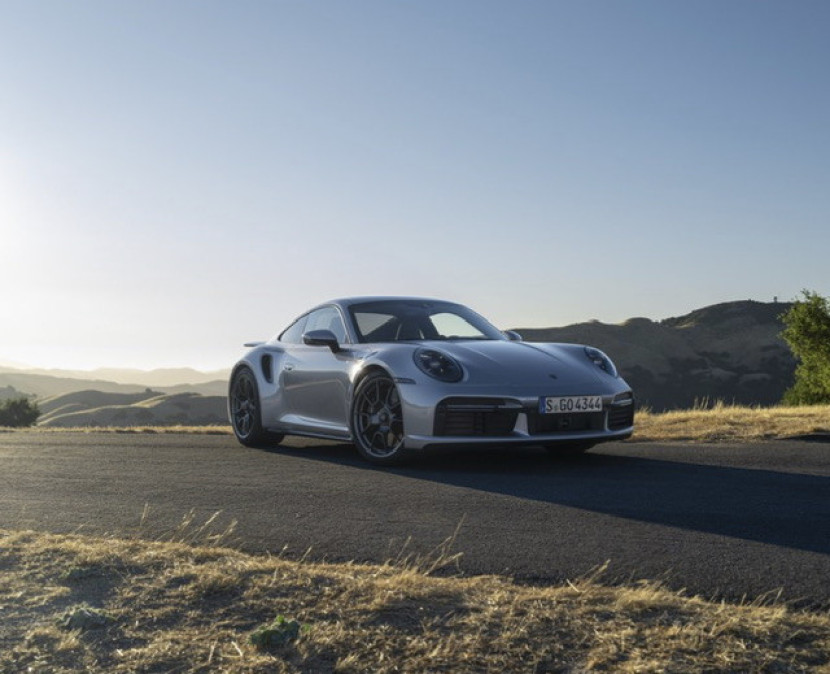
229, 297, 634, 464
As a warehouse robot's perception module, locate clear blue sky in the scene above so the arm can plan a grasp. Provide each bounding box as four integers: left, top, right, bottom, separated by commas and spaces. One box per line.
1, 1, 828, 371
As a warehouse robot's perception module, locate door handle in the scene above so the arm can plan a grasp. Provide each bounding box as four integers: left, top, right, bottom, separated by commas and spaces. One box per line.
284, 364, 295, 371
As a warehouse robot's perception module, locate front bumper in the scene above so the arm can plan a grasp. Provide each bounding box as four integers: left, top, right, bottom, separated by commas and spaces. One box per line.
400, 389, 635, 450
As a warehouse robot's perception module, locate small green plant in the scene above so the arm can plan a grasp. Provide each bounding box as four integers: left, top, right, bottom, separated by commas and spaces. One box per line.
0, 396, 40, 427
250, 615, 306, 650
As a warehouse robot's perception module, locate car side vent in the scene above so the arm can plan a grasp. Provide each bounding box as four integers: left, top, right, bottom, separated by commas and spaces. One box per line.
261, 354, 273, 383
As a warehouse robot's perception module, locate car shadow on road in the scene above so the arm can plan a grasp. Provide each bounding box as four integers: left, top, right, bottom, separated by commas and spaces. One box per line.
271, 441, 830, 555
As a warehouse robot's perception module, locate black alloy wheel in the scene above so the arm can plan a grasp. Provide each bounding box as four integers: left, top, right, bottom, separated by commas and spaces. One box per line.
230, 367, 282, 447
351, 371, 409, 465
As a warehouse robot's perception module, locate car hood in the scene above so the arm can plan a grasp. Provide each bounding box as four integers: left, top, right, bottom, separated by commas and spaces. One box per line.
420, 340, 605, 388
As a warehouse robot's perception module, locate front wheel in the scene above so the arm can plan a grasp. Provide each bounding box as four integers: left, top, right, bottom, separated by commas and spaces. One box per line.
229, 367, 283, 448
351, 372, 410, 465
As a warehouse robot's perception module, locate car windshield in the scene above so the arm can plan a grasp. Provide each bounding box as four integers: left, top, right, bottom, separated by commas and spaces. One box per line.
349, 300, 506, 343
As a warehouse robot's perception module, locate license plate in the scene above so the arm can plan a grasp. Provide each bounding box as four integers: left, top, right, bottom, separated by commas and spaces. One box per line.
540, 395, 603, 414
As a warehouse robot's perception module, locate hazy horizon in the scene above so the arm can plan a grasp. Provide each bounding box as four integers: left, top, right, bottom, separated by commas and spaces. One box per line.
2, 2, 827, 371
0, 360, 230, 375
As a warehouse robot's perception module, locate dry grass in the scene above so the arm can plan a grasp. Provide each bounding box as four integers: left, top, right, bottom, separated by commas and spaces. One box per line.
7, 424, 235, 435
1, 527, 829, 673
633, 403, 830, 443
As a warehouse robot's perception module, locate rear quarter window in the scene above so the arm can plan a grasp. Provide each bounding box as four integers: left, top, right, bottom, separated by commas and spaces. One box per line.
279, 316, 307, 344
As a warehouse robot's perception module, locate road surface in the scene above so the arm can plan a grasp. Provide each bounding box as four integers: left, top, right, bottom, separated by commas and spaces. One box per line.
2, 431, 828, 606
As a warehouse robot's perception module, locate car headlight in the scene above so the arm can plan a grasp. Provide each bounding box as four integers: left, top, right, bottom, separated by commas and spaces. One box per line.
584, 347, 618, 378
414, 348, 463, 383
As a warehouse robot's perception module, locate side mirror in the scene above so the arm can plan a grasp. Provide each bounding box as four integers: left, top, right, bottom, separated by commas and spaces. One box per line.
505, 330, 523, 342
303, 329, 341, 353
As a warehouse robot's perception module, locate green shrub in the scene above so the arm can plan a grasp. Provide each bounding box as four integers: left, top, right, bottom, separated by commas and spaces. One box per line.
0, 396, 40, 427
781, 290, 830, 404
250, 615, 306, 650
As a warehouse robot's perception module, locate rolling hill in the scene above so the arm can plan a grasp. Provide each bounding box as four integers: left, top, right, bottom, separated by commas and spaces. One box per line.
517, 300, 795, 411
0, 369, 226, 399
0, 367, 230, 427
36, 390, 228, 427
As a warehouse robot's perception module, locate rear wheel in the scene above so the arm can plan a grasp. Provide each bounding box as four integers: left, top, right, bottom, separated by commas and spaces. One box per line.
351, 371, 409, 465
544, 441, 595, 457
230, 367, 283, 448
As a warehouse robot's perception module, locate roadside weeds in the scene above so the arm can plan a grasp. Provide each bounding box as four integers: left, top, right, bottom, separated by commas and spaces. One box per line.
2, 527, 829, 673
633, 403, 830, 443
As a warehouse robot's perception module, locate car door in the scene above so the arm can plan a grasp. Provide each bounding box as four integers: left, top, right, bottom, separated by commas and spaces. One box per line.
281, 306, 354, 434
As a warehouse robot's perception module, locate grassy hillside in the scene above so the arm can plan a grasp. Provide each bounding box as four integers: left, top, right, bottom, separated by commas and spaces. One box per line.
37, 391, 228, 427
0, 368, 226, 399
517, 300, 795, 411
0, 384, 30, 402
38, 390, 161, 417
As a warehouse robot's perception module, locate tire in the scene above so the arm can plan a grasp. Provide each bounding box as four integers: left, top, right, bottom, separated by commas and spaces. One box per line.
544, 441, 595, 457
351, 371, 410, 465
229, 366, 283, 448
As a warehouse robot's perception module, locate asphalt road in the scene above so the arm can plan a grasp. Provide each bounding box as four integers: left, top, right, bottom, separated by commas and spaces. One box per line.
2, 432, 829, 607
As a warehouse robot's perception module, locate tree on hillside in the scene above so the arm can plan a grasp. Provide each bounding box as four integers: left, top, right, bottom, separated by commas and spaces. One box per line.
780, 290, 830, 405
0, 396, 40, 427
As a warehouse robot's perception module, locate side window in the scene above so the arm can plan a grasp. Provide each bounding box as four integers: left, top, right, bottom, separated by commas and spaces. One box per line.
352, 311, 396, 342
304, 307, 347, 344
279, 315, 307, 344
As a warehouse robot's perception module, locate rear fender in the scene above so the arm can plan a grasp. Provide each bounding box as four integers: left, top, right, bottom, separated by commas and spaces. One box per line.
232, 346, 288, 426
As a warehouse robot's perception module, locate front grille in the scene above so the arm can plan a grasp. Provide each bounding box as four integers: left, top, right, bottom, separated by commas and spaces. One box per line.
608, 405, 635, 429
527, 411, 605, 435
434, 398, 519, 437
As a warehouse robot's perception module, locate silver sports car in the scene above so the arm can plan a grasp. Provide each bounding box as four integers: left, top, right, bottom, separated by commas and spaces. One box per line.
229, 297, 634, 464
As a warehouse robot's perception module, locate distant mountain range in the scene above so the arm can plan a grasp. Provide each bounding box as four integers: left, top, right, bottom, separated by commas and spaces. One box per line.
0, 368, 228, 399
0, 300, 797, 424
0, 365, 231, 427
517, 300, 795, 411
0, 366, 229, 388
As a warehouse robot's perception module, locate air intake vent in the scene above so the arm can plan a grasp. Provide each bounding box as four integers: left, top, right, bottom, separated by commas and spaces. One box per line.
261, 354, 273, 383
434, 398, 519, 437
608, 405, 634, 430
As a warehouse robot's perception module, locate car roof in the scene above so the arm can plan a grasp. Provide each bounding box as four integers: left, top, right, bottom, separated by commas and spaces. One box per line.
317, 296, 459, 312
